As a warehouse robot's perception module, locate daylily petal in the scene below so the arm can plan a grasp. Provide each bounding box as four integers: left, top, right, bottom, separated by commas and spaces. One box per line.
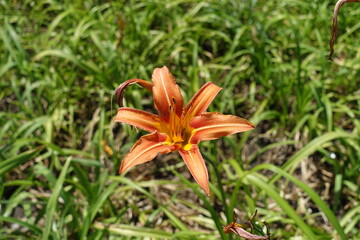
231, 227, 269, 240
190, 112, 255, 144
115, 79, 154, 107
152, 66, 184, 121
184, 82, 222, 118
178, 145, 210, 196
115, 107, 160, 132
119, 132, 176, 174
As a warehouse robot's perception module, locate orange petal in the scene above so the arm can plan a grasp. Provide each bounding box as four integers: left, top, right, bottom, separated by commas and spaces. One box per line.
119, 132, 176, 174
115, 79, 153, 107
115, 107, 160, 132
151, 66, 184, 121
190, 112, 255, 144
184, 82, 222, 118
178, 145, 210, 196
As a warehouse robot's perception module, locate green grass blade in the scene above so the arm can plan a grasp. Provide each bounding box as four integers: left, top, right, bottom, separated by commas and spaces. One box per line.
0, 216, 42, 235
42, 157, 72, 240
340, 204, 360, 235
80, 182, 117, 239
110, 176, 188, 231
0, 61, 16, 78
271, 131, 357, 184
252, 164, 348, 240
173, 171, 229, 240
93, 222, 172, 238
71, 157, 104, 167
0, 146, 43, 176
245, 174, 318, 240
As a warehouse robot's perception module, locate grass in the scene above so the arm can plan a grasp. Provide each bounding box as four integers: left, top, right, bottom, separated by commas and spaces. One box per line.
1, 0, 359, 239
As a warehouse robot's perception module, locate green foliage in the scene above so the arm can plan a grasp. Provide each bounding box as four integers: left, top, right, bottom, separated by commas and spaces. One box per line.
1, 0, 359, 239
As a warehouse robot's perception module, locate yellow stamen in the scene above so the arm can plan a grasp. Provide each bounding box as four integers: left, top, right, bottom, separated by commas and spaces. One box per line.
160, 97, 194, 150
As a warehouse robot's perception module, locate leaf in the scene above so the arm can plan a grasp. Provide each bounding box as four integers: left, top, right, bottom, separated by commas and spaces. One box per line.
0, 216, 42, 235
245, 174, 318, 240
0, 146, 43, 176
80, 182, 118, 239
173, 170, 229, 240
109, 176, 188, 231
93, 222, 172, 238
42, 157, 72, 240
271, 131, 357, 184
252, 164, 348, 240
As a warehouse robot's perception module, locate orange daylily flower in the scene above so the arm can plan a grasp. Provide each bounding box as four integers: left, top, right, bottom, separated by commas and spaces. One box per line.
115, 66, 254, 196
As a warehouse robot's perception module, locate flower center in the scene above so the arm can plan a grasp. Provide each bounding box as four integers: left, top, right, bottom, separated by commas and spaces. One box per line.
160, 107, 193, 150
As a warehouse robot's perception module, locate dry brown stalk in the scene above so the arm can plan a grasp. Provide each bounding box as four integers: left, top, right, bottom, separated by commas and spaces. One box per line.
329, 0, 360, 60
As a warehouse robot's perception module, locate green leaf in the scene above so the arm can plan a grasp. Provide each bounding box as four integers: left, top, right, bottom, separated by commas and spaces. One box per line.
110, 176, 188, 231
253, 164, 348, 240
0, 146, 43, 176
93, 222, 172, 238
80, 182, 118, 239
42, 157, 72, 240
0, 216, 42, 235
173, 171, 229, 240
271, 131, 357, 184
245, 173, 318, 240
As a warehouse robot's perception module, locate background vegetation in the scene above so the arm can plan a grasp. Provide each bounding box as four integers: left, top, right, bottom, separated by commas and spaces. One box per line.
1, 0, 359, 239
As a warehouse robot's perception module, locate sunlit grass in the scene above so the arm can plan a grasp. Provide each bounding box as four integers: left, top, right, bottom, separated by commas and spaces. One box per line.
1, 0, 359, 239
